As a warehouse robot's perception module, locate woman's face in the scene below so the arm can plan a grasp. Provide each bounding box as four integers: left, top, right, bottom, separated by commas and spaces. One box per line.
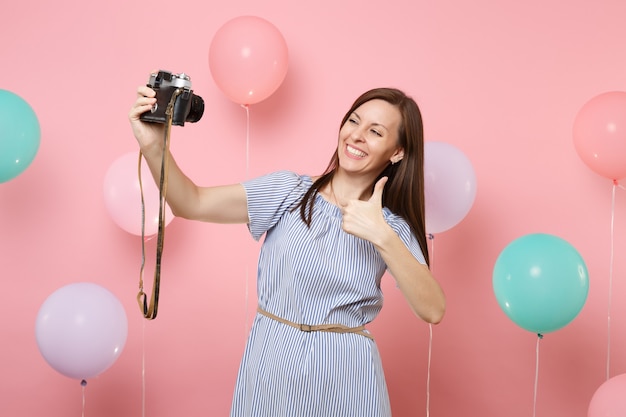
337, 99, 404, 178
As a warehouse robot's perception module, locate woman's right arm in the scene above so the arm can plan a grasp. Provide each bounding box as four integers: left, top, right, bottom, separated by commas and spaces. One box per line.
129, 85, 249, 224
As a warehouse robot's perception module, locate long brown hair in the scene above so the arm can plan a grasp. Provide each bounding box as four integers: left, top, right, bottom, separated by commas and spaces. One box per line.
297, 88, 430, 266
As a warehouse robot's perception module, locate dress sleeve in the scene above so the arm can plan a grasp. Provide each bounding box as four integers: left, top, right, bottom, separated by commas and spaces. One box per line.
384, 210, 427, 265
242, 170, 307, 241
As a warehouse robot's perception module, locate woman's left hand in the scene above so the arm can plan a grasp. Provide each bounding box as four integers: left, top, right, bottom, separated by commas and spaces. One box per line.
340, 177, 390, 243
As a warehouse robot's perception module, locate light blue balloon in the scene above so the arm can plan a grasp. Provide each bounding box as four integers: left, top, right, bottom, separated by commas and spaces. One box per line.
0, 90, 41, 183
492, 233, 589, 334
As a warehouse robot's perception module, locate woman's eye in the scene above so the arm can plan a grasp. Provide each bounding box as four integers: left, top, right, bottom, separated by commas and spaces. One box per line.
348, 118, 358, 124
371, 129, 382, 137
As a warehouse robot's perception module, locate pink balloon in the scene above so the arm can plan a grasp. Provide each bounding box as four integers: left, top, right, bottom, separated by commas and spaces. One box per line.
424, 141, 477, 234
35, 283, 128, 380
588, 373, 626, 417
573, 91, 626, 181
103, 152, 174, 236
209, 16, 288, 105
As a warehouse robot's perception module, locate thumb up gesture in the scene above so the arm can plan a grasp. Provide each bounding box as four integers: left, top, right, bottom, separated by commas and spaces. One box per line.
340, 177, 390, 243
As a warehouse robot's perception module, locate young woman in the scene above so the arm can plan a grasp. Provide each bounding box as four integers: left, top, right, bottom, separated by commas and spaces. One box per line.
129, 84, 445, 417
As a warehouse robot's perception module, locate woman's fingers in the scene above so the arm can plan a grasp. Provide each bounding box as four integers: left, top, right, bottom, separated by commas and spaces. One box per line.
129, 88, 157, 120
137, 85, 156, 98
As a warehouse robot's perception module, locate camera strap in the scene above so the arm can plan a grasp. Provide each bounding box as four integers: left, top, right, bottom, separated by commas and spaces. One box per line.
136, 89, 182, 320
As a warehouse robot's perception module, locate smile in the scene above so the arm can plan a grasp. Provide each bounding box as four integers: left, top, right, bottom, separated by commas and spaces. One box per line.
346, 145, 367, 158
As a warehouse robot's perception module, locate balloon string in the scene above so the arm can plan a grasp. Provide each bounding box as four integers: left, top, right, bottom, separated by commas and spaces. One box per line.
142, 318, 146, 417
533, 334, 543, 417
426, 323, 433, 417
81, 379, 87, 417
606, 182, 617, 380
426, 233, 435, 417
242, 104, 250, 179
242, 104, 250, 341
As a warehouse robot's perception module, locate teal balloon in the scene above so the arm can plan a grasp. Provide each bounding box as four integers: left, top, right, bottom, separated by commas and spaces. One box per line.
492, 233, 589, 334
0, 90, 41, 182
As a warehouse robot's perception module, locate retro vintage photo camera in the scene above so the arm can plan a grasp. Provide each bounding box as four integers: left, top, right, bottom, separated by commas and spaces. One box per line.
140, 70, 205, 126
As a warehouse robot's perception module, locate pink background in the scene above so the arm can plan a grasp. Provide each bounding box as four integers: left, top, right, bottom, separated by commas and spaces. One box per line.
2, 0, 626, 416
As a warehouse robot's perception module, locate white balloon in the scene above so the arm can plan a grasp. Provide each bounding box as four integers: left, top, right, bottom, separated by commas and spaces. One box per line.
424, 141, 477, 234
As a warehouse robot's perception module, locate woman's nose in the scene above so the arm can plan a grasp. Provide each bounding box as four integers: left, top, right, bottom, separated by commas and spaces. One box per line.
350, 126, 365, 141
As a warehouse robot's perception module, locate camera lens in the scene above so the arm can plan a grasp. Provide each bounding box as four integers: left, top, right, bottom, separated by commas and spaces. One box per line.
186, 95, 205, 123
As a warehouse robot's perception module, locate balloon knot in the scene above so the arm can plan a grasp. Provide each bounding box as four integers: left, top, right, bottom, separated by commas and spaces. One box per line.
427, 233, 435, 240
81, 379, 87, 387
537, 333, 544, 339
613, 179, 619, 186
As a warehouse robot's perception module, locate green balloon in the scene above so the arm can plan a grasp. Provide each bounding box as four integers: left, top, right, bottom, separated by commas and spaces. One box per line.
493, 233, 589, 334
0, 90, 41, 182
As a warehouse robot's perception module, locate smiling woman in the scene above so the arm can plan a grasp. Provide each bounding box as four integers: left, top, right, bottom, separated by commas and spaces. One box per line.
3, 1, 624, 416
335, 99, 404, 181
129, 83, 445, 416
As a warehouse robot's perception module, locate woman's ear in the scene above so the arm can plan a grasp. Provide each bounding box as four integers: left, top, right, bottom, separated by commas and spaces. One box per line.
390, 149, 404, 164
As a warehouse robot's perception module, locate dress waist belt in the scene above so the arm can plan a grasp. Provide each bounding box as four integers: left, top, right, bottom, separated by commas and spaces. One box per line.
257, 307, 374, 340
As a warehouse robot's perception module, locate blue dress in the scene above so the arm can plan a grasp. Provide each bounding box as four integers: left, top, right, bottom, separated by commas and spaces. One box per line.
230, 171, 426, 417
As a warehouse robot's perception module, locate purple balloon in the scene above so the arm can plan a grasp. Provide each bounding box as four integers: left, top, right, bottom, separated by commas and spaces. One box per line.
35, 283, 128, 380
424, 141, 477, 234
